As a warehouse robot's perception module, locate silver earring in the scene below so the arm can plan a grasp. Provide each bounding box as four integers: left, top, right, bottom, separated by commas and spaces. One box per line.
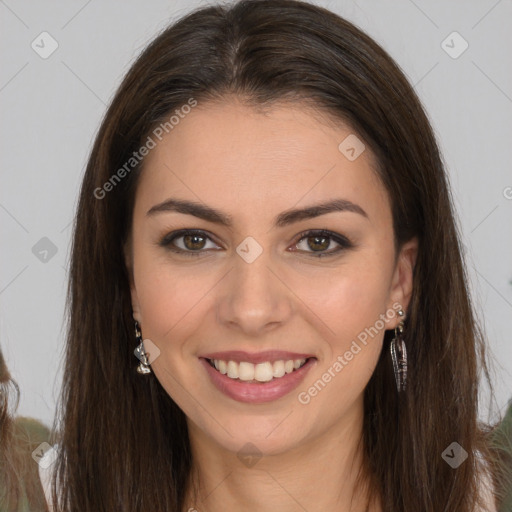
134, 320, 152, 375
390, 309, 407, 392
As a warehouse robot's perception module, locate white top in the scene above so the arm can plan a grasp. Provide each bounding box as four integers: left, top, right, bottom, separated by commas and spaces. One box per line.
38, 445, 497, 511
38, 444, 58, 511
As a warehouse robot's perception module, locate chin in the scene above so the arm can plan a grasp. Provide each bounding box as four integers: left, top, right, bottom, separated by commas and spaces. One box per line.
210, 420, 305, 457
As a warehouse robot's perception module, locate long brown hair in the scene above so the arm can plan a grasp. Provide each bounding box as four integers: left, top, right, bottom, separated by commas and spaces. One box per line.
0, 348, 21, 509
0, 348, 49, 511
50, 1, 505, 510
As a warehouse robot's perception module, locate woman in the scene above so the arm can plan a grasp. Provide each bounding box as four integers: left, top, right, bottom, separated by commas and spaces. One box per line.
44, 0, 509, 510
0, 347, 51, 511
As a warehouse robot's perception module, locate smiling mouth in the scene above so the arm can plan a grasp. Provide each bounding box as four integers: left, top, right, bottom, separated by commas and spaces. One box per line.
205, 357, 313, 383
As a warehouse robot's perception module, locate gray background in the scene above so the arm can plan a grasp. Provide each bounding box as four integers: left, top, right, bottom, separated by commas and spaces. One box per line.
1, 0, 511, 429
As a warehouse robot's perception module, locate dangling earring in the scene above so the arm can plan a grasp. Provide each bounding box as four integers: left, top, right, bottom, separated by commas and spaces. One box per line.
134, 320, 152, 375
390, 309, 407, 392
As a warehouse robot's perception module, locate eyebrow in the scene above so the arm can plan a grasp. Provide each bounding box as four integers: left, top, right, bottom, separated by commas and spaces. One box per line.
146, 197, 368, 228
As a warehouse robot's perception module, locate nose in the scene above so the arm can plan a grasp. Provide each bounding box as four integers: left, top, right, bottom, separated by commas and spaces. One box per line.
216, 248, 294, 336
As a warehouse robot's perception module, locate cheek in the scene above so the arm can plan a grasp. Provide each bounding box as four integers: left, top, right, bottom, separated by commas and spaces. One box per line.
290, 264, 391, 406
296, 273, 387, 409
133, 252, 211, 342
293, 259, 392, 351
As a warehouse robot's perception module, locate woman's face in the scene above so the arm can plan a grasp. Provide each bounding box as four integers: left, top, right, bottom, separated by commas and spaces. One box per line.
126, 97, 417, 457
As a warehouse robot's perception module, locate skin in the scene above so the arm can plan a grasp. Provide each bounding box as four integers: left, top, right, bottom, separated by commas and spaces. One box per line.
125, 97, 418, 512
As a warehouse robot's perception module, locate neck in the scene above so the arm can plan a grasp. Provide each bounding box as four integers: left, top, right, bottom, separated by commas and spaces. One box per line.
183, 398, 379, 512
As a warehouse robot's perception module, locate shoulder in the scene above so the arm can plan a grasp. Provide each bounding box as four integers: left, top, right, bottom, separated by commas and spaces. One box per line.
13, 415, 50, 434
13, 416, 50, 447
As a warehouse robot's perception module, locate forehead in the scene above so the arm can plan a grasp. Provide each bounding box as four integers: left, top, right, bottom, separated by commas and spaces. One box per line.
133, 98, 390, 228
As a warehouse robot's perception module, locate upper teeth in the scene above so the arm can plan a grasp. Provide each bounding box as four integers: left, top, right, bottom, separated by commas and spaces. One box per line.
212, 358, 307, 382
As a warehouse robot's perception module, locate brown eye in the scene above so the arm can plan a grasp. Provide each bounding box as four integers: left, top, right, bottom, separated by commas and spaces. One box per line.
159, 229, 353, 259
182, 233, 207, 250
304, 234, 330, 252
291, 230, 353, 258
159, 230, 220, 256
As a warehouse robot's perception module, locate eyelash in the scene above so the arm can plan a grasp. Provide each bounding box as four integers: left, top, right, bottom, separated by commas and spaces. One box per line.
158, 229, 353, 258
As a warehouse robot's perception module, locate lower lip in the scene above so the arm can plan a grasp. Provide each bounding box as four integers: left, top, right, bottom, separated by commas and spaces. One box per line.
200, 357, 316, 404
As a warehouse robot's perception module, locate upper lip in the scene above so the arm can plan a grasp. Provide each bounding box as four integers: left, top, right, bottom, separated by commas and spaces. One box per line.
200, 350, 316, 364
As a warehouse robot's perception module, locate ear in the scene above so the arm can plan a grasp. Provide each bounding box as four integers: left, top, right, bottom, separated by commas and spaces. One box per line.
124, 235, 142, 323
387, 237, 418, 327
